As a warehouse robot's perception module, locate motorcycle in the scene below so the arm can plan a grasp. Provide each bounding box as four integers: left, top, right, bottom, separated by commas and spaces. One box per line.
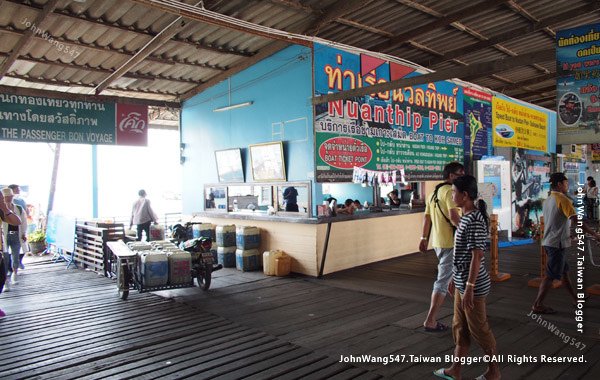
171, 223, 222, 290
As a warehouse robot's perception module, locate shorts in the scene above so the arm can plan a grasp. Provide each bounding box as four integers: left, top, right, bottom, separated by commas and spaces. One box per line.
433, 247, 453, 295
544, 246, 568, 280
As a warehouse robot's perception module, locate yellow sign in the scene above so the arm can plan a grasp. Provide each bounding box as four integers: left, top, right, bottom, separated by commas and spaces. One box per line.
565, 144, 586, 162
591, 144, 600, 162
492, 98, 547, 152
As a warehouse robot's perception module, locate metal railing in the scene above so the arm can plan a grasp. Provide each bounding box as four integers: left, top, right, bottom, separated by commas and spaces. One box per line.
105, 212, 183, 240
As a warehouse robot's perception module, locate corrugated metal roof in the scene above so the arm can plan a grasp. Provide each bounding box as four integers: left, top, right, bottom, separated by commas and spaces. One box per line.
0, 0, 597, 109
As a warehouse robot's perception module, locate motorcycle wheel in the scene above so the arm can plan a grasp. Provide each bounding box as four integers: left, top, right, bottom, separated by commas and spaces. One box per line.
197, 265, 212, 291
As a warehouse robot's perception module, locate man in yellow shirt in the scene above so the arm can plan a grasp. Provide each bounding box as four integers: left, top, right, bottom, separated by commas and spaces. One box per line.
419, 162, 464, 332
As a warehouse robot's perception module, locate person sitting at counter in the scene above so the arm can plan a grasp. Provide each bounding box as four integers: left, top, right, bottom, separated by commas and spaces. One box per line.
387, 189, 401, 208
283, 186, 299, 212
353, 199, 362, 209
337, 198, 356, 215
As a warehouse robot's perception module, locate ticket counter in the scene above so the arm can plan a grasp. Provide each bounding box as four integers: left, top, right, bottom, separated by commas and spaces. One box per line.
191, 182, 437, 276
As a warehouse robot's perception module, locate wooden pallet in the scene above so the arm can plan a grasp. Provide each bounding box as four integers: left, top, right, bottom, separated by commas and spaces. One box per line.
75, 223, 125, 275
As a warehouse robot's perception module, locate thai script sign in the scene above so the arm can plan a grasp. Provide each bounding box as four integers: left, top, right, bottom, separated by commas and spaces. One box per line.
0, 94, 147, 146
314, 43, 464, 182
492, 97, 547, 152
556, 23, 600, 144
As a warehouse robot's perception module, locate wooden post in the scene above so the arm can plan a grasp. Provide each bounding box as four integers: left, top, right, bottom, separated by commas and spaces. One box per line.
528, 216, 561, 288
490, 214, 510, 282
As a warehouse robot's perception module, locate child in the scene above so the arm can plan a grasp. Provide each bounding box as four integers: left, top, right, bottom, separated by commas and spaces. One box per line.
433, 175, 500, 380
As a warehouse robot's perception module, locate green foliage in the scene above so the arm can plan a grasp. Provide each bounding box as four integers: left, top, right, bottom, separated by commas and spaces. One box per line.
29, 229, 46, 243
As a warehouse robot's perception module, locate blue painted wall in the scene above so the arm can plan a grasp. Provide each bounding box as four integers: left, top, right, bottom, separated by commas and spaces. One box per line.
181, 45, 314, 213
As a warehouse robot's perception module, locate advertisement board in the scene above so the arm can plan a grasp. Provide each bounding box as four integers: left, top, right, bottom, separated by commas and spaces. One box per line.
492, 97, 547, 152
556, 22, 600, 144
314, 43, 464, 182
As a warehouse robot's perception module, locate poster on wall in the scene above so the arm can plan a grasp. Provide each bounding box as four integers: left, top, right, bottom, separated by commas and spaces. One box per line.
592, 143, 600, 162
512, 149, 552, 237
314, 43, 464, 182
463, 88, 492, 171
556, 22, 600, 144
483, 163, 502, 209
492, 97, 548, 152
475, 160, 511, 237
563, 144, 587, 163
0, 94, 148, 146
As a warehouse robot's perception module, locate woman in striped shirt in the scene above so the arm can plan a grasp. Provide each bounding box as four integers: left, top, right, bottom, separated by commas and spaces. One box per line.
434, 175, 499, 380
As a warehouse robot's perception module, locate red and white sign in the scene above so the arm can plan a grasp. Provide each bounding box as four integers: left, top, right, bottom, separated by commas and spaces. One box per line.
116, 104, 148, 146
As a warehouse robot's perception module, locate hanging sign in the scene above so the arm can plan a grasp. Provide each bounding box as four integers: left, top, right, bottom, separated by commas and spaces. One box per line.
352, 166, 402, 186
0, 94, 148, 146
492, 97, 547, 152
314, 43, 464, 182
556, 23, 600, 144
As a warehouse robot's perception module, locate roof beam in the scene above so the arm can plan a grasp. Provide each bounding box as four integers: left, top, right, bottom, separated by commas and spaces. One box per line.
371, 0, 510, 52
312, 49, 555, 105
180, 2, 336, 101
5, 0, 252, 58
0, 0, 59, 79
510, 85, 557, 100
492, 73, 556, 92
428, 3, 599, 66
0, 26, 228, 72
0, 85, 179, 108
0, 53, 200, 85
307, 0, 368, 36
94, 1, 204, 95
128, 0, 310, 46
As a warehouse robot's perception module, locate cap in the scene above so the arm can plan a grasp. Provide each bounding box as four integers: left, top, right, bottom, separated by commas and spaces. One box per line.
1, 187, 14, 197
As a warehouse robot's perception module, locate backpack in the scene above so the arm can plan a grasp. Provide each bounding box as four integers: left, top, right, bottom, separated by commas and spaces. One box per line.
429, 182, 456, 237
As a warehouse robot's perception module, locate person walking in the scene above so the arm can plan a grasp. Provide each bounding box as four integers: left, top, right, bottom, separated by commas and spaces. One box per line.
418, 161, 464, 332
8, 184, 28, 269
586, 179, 598, 220
433, 175, 499, 380
1, 187, 27, 291
0, 189, 22, 317
129, 189, 158, 242
532, 172, 599, 314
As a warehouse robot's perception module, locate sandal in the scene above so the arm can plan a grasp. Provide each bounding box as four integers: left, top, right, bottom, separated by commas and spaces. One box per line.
433, 368, 455, 380
531, 306, 556, 315
424, 321, 448, 332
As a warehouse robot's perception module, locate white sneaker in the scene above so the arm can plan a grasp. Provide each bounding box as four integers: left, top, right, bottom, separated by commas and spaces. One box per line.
10, 273, 17, 285
3, 282, 10, 292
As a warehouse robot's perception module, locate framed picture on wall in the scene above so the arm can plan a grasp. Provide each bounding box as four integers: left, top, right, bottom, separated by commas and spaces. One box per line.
249, 141, 286, 181
214, 148, 244, 182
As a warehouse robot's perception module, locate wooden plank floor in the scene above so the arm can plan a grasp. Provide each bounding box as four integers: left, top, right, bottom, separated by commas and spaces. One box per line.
1, 242, 599, 379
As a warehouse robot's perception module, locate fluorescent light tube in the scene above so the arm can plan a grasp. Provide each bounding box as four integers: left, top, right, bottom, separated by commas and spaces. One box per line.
213, 101, 253, 112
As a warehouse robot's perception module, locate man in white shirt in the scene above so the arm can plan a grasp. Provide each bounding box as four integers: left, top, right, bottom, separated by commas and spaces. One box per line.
129, 189, 158, 242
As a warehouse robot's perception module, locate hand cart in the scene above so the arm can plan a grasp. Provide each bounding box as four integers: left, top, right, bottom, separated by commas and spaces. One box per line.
106, 240, 211, 300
